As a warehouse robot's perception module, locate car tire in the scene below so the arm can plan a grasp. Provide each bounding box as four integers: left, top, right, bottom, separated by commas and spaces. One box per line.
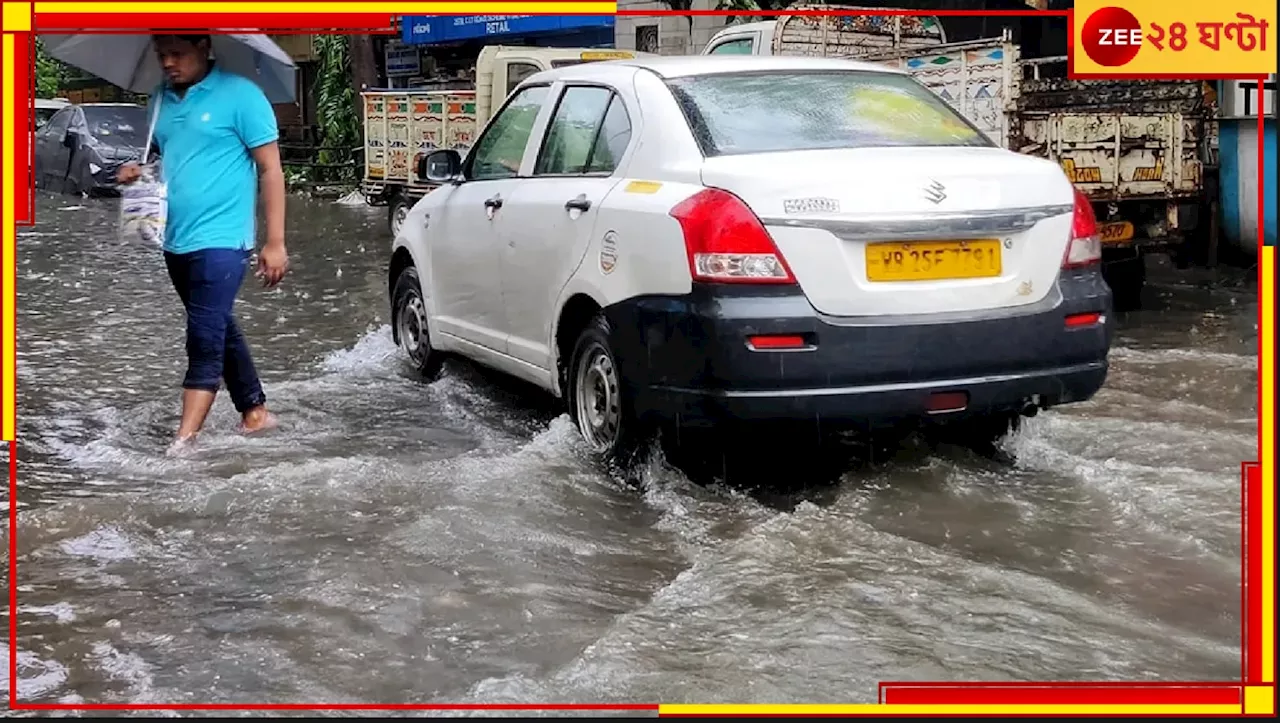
959, 412, 1022, 461
389, 193, 412, 238
566, 313, 649, 468
391, 266, 443, 380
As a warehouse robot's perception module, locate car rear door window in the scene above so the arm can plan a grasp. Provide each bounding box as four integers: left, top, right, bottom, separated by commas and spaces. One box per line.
534, 87, 632, 176
584, 95, 632, 174
535, 86, 612, 176
468, 85, 550, 181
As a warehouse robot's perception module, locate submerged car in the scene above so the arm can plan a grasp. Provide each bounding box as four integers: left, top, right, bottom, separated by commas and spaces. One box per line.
387, 55, 1113, 463
33, 102, 150, 196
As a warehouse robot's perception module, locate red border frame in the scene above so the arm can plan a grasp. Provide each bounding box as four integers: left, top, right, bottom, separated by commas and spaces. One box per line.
4, 3, 1274, 714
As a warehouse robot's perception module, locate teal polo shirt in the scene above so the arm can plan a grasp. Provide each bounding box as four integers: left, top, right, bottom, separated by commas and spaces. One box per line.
148, 64, 279, 255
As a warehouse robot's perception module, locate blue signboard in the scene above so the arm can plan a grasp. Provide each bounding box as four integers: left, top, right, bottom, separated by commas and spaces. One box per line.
402, 14, 616, 46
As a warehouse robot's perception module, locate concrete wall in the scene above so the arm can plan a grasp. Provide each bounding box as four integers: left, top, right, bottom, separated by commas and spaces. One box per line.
614, 1, 734, 56
1220, 118, 1278, 253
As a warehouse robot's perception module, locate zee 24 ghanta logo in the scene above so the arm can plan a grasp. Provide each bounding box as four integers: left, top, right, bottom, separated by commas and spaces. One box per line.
1081, 5, 1270, 67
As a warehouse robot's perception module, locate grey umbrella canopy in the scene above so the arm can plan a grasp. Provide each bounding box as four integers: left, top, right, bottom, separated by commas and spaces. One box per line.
39, 33, 298, 104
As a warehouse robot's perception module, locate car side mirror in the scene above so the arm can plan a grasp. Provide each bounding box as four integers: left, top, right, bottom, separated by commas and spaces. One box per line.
62, 131, 79, 149
420, 149, 463, 184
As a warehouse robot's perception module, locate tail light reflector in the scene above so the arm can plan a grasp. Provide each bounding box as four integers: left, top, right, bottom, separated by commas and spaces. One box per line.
747, 334, 808, 350
1065, 312, 1103, 328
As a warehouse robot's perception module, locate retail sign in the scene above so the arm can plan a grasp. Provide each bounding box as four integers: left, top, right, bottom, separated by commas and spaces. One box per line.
385, 41, 421, 77
401, 14, 615, 46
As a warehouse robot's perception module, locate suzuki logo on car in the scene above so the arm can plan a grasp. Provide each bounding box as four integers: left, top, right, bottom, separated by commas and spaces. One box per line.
924, 180, 947, 205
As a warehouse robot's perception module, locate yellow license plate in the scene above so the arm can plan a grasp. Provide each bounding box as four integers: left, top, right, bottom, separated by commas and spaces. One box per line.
1098, 221, 1135, 244
865, 239, 1002, 282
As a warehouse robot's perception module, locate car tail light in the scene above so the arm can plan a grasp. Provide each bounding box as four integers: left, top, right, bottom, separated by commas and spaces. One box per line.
1063, 187, 1102, 269
669, 188, 796, 284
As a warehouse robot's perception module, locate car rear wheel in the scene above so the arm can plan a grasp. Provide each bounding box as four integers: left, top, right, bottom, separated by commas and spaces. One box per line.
391, 266, 443, 379
1104, 253, 1146, 311
938, 411, 1023, 462
389, 194, 412, 238
567, 314, 648, 467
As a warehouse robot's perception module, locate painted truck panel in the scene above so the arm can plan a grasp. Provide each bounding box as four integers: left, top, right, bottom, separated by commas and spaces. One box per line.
771, 9, 947, 56
362, 90, 477, 186
1016, 112, 1203, 201
1012, 77, 1212, 203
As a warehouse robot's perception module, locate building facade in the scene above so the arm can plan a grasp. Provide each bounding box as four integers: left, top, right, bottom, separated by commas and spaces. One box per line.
267, 34, 320, 142
1217, 76, 1277, 253
614, 1, 734, 56
394, 14, 618, 89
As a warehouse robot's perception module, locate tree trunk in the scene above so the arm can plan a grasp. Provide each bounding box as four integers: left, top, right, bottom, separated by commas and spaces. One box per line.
349, 34, 378, 138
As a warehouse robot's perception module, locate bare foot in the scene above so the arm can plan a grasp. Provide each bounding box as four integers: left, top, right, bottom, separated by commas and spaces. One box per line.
237, 407, 279, 435
166, 434, 198, 458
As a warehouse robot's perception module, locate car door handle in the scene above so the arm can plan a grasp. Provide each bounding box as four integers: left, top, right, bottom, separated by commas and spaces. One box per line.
484, 195, 503, 210
564, 195, 592, 212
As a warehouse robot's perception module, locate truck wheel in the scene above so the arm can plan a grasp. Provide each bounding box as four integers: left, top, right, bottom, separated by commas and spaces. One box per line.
391, 266, 443, 379
389, 194, 412, 238
567, 313, 648, 468
1104, 254, 1146, 311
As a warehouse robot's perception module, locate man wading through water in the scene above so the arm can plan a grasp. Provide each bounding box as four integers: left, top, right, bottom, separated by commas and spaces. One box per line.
118, 34, 289, 451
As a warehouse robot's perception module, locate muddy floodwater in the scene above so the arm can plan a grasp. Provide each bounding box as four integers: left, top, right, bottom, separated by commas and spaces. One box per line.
2, 190, 1258, 711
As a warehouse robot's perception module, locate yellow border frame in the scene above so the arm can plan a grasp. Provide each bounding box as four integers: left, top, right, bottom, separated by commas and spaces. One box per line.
0, 1, 1274, 717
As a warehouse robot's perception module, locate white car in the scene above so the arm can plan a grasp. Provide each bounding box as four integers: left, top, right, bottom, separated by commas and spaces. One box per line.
387, 55, 1112, 463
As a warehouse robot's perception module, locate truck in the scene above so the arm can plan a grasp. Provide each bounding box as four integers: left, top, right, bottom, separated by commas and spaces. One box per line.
1010, 63, 1216, 307
702, 6, 1218, 308
361, 45, 649, 237
701, 8, 949, 56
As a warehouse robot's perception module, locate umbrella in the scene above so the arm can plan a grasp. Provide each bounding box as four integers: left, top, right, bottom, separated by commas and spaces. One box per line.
38, 33, 298, 105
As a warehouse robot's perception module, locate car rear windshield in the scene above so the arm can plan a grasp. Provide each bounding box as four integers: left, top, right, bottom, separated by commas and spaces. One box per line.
83, 106, 148, 146
665, 70, 994, 156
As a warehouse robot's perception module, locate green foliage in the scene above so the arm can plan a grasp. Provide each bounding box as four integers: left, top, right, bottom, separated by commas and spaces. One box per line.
312, 34, 360, 183
34, 37, 70, 98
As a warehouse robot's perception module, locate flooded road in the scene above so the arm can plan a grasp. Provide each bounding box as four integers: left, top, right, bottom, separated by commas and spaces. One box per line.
3, 190, 1256, 709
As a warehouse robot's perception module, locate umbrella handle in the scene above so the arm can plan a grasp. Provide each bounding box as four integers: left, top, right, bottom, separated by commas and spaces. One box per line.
142, 92, 162, 166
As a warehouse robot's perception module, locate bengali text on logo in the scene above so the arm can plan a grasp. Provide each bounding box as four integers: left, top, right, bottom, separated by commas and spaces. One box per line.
1073, 0, 1277, 76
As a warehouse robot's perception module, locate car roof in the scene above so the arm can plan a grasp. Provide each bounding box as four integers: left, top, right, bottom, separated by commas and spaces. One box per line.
707, 20, 776, 36
526, 53, 905, 85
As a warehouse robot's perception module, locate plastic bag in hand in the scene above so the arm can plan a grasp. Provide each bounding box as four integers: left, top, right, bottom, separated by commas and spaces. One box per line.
119, 162, 168, 247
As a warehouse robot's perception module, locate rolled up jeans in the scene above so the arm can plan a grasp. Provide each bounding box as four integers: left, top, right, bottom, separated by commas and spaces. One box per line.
164, 247, 267, 414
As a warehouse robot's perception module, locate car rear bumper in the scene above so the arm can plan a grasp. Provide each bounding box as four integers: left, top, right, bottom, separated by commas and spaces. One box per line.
602, 269, 1113, 430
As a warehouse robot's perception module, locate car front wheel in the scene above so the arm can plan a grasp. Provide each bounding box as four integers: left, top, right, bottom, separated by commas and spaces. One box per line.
567, 314, 648, 467
391, 266, 443, 379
